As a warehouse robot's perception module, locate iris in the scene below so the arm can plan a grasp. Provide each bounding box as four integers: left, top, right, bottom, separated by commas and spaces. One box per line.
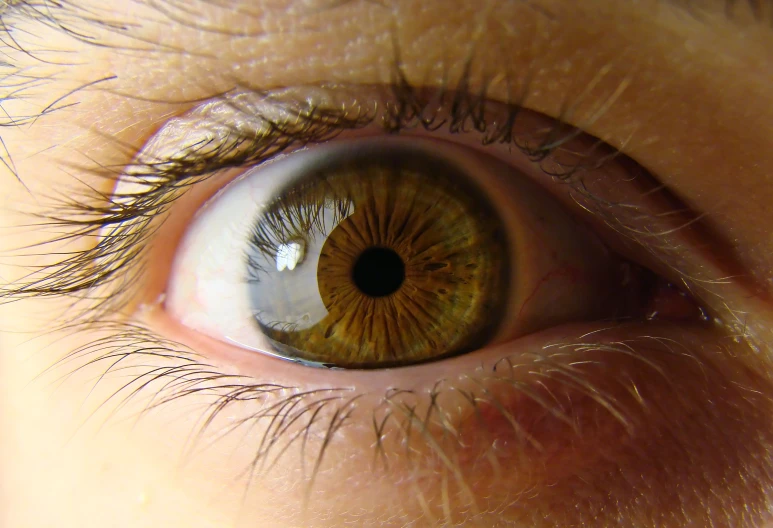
245, 144, 509, 368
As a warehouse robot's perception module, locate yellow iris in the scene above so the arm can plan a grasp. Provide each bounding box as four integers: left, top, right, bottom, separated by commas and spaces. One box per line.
247, 146, 508, 368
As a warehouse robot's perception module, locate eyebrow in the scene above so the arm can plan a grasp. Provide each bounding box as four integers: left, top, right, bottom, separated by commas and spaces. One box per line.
0, 0, 770, 33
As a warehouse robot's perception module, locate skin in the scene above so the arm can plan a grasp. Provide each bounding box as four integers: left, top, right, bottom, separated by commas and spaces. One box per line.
2, 0, 773, 526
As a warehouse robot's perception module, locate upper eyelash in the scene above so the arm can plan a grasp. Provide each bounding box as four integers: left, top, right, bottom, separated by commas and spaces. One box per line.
0, 57, 619, 321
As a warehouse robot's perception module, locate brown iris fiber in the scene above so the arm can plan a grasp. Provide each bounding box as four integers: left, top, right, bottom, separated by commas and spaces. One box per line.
255, 147, 508, 368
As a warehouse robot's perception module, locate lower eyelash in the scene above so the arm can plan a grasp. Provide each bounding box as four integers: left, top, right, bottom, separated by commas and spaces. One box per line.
37, 319, 692, 491
30, 304, 773, 528
50, 320, 353, 459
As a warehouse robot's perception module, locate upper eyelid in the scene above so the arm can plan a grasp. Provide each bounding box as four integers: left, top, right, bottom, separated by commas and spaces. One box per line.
0, 77, 748, 345
0, 80, 598, 306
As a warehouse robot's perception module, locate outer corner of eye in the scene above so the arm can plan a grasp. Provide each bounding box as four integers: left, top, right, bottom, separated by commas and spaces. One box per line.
156, 135, 701, 372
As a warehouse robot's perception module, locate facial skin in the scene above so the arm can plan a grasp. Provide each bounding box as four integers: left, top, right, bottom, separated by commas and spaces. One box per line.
2, 0, 773, 526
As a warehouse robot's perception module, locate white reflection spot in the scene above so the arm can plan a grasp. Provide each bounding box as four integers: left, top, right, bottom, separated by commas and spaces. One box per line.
276, 241, 304, 271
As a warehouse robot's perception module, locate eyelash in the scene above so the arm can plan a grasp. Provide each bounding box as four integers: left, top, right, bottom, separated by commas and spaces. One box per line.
0, 54, 709, 508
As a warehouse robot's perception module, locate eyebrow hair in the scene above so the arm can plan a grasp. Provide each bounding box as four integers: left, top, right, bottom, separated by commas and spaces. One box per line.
0, 0, 767, 72
0, 0, 771, 30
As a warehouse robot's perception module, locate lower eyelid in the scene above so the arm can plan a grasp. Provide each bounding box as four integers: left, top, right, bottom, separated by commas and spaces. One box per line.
129, 307, 773, 525
143, 296, 712, 397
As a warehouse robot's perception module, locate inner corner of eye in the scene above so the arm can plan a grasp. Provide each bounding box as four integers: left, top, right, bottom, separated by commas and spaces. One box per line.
160, 136, 700, 371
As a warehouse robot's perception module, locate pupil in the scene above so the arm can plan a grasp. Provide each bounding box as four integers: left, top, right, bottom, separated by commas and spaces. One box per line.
352, 247, 405, 297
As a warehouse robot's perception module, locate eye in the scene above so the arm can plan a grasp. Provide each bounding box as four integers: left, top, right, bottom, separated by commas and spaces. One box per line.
161, 134, 674, 370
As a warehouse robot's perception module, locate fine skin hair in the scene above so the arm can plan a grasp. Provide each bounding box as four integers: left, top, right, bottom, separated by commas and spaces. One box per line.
2, 1, 773, 527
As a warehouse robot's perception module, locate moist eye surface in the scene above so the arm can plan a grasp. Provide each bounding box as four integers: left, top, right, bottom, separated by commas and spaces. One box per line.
164, 128, 676, 376
246, 143, 509, 369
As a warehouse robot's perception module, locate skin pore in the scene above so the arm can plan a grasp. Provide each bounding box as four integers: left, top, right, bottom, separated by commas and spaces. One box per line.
3, 0, 773, 526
